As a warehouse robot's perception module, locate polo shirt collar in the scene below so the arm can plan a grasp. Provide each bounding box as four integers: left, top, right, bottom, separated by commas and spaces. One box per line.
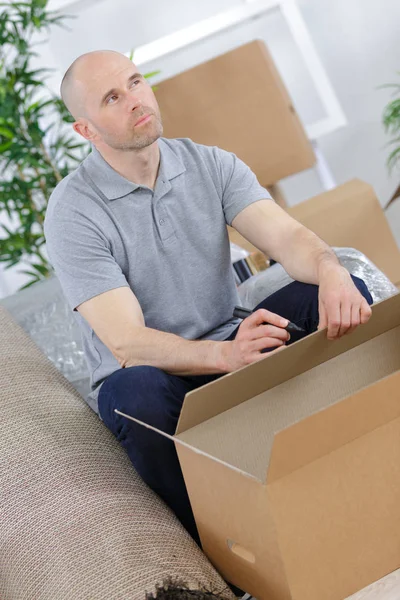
82, 138, 186, 201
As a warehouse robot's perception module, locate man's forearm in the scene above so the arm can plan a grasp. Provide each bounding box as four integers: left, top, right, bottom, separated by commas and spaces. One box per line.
115, 326, 228, 376
279, 225, 340, 284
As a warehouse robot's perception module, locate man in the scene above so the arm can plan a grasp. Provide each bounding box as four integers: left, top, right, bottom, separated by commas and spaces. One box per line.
44, 50, 373, 545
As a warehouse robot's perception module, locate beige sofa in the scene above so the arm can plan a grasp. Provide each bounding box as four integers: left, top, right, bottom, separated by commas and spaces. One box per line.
0, 303, 235, 600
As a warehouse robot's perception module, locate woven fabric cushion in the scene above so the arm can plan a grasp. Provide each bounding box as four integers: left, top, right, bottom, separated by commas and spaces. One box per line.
0, 306, 234, 600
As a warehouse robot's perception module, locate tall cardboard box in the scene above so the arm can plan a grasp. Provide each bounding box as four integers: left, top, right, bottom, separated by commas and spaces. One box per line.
118, 292, 400, 600
155, 40, 315, 186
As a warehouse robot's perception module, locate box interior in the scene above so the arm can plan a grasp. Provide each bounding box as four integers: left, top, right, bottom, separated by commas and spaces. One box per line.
178, 325, 400, 481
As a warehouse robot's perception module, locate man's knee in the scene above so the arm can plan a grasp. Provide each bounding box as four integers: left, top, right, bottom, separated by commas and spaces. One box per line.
350, 275, 373, 305
288, 274, 373, 306
99, 365, 183, 435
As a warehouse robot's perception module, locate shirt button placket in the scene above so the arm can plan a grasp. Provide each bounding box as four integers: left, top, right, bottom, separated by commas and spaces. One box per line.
154, 182, 175, 241
155, 209, 173, 241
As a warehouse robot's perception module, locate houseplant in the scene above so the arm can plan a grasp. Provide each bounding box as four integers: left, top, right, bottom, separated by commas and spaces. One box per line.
381, 75, 400, 208
0, 0, 159, 291
382, 75, 400, 173
0, 0, 86, 289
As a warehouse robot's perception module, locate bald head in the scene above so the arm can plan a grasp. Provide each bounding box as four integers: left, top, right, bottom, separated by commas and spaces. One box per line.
60, 50, 132, 119
61, 49, 162, 152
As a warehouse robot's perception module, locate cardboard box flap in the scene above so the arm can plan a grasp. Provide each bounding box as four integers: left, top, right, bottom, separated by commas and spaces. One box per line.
178, 323, 400, 483
267, 345, 400, 484
176, 292, 400, 436
114, 408, 261, 482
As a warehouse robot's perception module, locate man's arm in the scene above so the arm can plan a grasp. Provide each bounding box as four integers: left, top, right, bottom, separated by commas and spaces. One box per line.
76, 286, 290, 375
231, 199, 340, 283
231, 199, 372, 338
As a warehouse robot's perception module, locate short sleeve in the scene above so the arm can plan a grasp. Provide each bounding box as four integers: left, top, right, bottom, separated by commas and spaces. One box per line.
215, 147, 273, 225
44, 205, 129, 312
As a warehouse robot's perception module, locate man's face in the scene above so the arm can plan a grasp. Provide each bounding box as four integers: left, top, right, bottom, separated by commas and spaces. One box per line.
78, 55, 163, 150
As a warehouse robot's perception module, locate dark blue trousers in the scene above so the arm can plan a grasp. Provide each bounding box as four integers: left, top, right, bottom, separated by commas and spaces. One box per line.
98, 277, 373, 545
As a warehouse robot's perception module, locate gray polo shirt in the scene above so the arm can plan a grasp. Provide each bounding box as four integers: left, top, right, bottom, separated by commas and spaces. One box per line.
44, 137, 271, 415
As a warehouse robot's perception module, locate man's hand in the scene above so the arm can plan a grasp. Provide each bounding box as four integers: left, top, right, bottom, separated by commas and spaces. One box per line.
219, 309, 289, 372
318, 265, 372, 339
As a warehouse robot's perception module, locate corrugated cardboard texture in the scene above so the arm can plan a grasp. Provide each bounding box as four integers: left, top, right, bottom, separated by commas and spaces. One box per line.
228, 179, 400, 285
267, 417, 400, 600
178, 326, 400, 481
267, 368, 400, 483
177, 291, 400, 435
155, 40, 315, 186
176, 444, 292, 599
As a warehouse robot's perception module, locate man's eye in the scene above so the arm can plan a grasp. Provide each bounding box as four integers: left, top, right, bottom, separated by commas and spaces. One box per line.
131, 79, 141, 86
107, 95, 118, 104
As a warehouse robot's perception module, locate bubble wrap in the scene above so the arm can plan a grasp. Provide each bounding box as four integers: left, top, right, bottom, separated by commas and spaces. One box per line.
0, 275, 89, 394
237, 247, 399, 309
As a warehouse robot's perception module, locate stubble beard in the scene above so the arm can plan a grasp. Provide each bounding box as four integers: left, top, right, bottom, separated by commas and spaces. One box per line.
104, 111, 164, 151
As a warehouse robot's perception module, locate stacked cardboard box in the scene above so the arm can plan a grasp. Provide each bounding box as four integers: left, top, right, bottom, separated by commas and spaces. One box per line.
228, 178, 400, 288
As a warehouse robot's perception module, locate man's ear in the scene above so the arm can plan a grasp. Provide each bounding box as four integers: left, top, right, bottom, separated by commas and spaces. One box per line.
73, 119, 97, 142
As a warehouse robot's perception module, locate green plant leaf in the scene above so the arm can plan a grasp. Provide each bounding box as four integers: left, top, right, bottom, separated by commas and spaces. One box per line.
0, 224, 13, 237
144, 70, 161, 79
29, 262, 49, 276
3, 259, 21, 270
388, 145, 400, 170
0, 140, 13, 152
381, 74, 400, 173
0, 126, 13, 138
377, 83, 400, 92
19, 277, 41, 290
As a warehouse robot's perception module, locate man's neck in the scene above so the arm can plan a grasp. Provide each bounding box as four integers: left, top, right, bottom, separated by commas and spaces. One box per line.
95, 140, 161, 190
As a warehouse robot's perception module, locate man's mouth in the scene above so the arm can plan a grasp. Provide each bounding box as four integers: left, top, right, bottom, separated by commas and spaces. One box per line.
135, 114, 152, 127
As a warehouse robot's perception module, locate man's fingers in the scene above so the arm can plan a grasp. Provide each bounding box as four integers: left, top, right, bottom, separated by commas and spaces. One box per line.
250, 308, 289, 329
338, 300, 352, 337
345, 297, 372, 334
318, 301, 328, 331
360, 298, 373, 323
326, 299, 341, 339
251, 336, 286, 353
324, 296, 371, 339
345, 302, 362, 335
252, 345, 286, 362
251, 324, 290, 343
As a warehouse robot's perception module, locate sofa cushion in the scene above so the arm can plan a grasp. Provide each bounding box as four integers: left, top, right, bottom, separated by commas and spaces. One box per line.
0, 305, 234, 600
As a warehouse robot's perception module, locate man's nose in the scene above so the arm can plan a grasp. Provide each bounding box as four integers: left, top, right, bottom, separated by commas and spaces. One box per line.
127, 91, 142, 112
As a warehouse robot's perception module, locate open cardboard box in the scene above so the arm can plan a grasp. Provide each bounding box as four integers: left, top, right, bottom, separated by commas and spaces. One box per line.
117, 292, 400, 600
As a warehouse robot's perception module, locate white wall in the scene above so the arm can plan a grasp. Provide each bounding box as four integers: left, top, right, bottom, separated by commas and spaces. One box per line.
1, 0, 400, 297
291, 0, 400, 203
